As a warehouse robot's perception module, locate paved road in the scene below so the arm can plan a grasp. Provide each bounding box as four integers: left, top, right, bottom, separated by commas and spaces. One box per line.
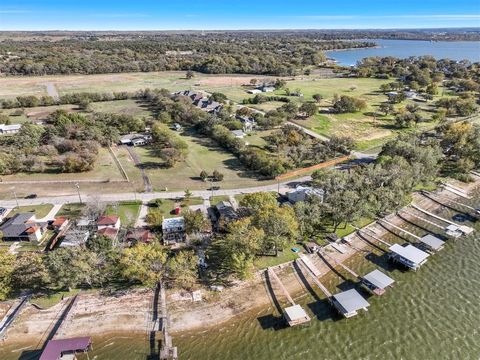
1, 176, 311, 209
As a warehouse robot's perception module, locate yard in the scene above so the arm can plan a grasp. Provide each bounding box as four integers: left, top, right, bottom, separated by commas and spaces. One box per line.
129, 130, 274, 191
0, 147, 125, 182
105, 201, 142, 227
57, 203, 86, 219
8, 204, 54, 219
89, 99, 153, 119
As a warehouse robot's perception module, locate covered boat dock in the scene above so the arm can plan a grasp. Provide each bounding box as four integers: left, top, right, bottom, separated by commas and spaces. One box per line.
331, 289, 370, 318
39, 337, 92, 360
419, 234, 445, 253
360, 269, 395, 296
389, 243, 429, 271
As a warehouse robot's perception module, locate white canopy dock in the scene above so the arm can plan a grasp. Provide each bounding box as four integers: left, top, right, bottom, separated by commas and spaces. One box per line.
388, 243, 429, 271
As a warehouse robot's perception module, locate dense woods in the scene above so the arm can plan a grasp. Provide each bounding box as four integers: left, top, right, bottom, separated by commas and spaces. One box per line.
0, 32, 374, 76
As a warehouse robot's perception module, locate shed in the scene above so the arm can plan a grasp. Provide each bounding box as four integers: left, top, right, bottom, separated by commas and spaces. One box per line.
284, 304, 310, 326
331, 289, 370, 318
419, 234, 445, 252
389, 243, 429, 270
361, 269, 395, 295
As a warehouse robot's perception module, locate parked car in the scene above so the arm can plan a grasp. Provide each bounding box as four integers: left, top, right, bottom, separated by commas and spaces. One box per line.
25, 193, 37, 199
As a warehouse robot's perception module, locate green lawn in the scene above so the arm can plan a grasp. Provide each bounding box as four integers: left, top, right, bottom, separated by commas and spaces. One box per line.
105, 201, 141, 227
130, 130, 271, 191
1, 147, 124, 182
148, 199, 180, 219
254, 250, 300, 270
8, 204, 54, 219
89, 99, 153, 118
210, 195, 231, 204
57, 203, 86, 219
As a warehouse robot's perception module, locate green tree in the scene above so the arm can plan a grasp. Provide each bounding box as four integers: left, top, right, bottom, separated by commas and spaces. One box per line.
186, 70, 194, 79
200, 170, 209, 182
120, 243, 168, 287
166, 250, 199, 289
0, 249, 15, 300
184, 210, 210, 235
212, 170, 224, 181
312, 93, 323, 103
299, 102, 317, 117
240, 192, 278, 214
12, 252, 49, 292
87, 235, 113, 254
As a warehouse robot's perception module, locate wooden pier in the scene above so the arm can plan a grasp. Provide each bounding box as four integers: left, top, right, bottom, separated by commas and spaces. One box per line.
379, 218, 422, 241
411, 204, 474, 235
357, 228, 392, 247
266, 267, 311, 326
158, 283, 178, 360
423, 191, 480, 219
441, 183, 472, 200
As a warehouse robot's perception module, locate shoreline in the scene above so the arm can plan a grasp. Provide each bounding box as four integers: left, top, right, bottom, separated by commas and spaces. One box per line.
1, 177, 479, 351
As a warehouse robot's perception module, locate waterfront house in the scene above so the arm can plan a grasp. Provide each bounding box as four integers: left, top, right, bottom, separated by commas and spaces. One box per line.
0, 213, 47, 242
162, 217, 186, 245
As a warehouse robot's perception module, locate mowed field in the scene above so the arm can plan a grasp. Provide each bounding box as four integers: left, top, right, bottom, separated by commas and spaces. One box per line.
129, 131, 274, 191
0, 147, 125, 182
0, 71, 277, 100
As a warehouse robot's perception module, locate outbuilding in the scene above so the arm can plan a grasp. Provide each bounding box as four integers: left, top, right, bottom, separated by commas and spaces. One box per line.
361, 269, 395, 295
331, 289, 370, 318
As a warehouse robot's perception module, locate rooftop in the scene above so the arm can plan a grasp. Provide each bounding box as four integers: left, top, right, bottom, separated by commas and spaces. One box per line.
162, 217, 185, 229
97, 215, 120, 225
39, 337, 91, 360
332, 289, 370, 314
284, 304, 309, 322
389, 243, 429, 264
362, 269, 395, 290
420, 234, 445, 251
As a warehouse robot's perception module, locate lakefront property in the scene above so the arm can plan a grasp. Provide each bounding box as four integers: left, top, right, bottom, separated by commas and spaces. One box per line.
0, 3, 479, 359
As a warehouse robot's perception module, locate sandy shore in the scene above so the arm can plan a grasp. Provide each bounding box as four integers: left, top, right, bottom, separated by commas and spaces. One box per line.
1, 177, 479, 347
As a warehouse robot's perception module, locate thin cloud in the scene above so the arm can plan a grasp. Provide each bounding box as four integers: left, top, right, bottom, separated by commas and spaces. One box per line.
285, 14, 480, 20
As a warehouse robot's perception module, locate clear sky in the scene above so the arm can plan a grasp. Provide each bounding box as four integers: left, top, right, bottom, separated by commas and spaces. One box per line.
0, 0, 479, 31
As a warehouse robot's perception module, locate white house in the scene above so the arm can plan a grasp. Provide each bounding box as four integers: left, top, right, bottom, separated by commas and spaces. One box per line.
97, 215, 121, 230
287, 185, 325, 203
0, 124, 21, 135
247, 89, 262, 94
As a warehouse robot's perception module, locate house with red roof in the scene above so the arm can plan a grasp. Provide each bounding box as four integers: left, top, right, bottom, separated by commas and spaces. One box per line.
96, 215, 121, 230
97, 227, 119, 241
52, 217, 70, 232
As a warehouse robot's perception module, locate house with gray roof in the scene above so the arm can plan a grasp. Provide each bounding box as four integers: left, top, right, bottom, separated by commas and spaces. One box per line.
0, 213, 47, 242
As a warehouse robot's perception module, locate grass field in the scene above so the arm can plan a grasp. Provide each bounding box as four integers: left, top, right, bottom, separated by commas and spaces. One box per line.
57, 203, 86, 219
130, 130, 272, 191
148, 199, 180, 219
1, 104, 77, 124
89, 99, 153, 118
8, 204, 54, 218
105, 201, 142, 227
1, 148, 124, 182
254, 250, 300, 270
0, 71, 277, 100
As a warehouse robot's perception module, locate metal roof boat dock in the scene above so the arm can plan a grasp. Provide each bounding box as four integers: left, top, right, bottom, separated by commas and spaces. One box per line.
284, 304, 311, 326
331, 289, 370, 318
360, 269, 395, 296
389, 243, 429, 271
39, 337, 92, 360
419, 234, 445, 253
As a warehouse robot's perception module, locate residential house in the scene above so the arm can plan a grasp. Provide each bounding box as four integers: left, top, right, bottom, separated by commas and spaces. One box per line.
97, 227, 119, 241
175, 90, 223, 114
60, 229, 90, 248
0, 124, 21, 135
236, 116, 256, 132
231, 130, 246, 139
259, 86, 275, 93
0, 213, 47, 242
51, 217, 70, 232
162, 217, 186, 245
119, 133, 152, 147
215, 201, 239, 224
247, 89, 262, 94
287, 185, 325, 204
97, 215, 121, 230
126, 228, 156, 245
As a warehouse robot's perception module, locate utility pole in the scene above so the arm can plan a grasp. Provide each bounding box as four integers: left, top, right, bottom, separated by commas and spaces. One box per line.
75, 183, 82, 204
12, 187, 19, 208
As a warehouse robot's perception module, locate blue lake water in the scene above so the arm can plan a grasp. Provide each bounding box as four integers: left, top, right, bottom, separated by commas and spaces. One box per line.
326, 39, 480, 66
